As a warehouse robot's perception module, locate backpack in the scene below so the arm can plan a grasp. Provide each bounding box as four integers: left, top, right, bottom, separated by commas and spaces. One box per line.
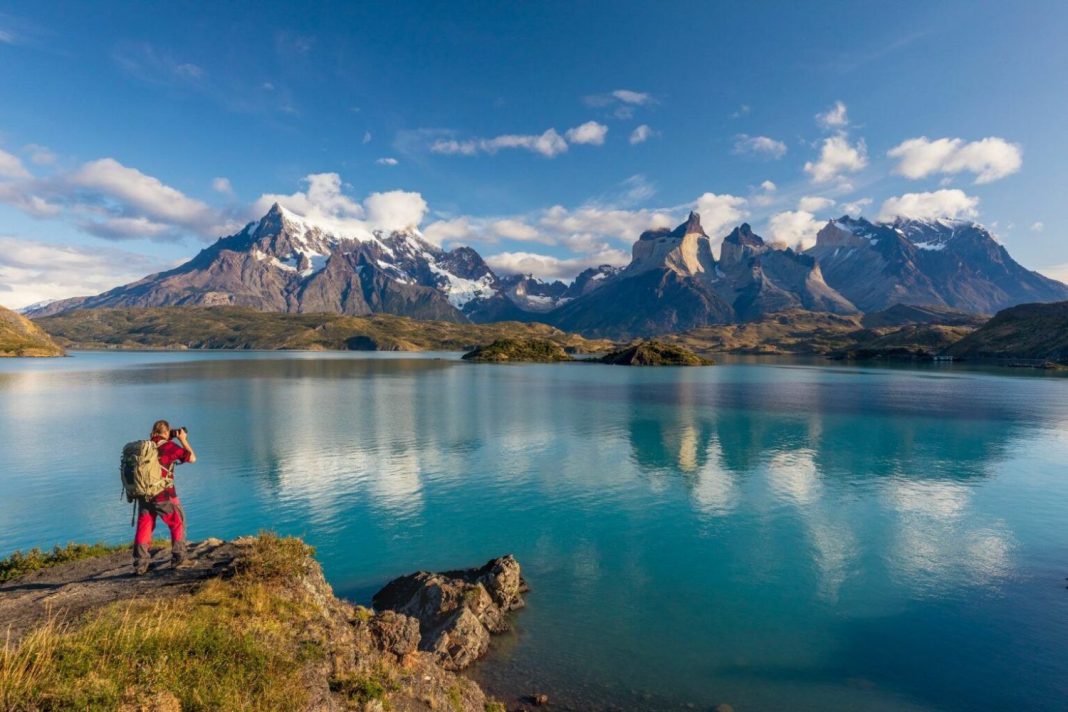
120, 440, 170, 502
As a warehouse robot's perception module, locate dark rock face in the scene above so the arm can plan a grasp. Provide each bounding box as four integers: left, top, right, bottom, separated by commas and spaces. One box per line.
372, 555, 527, 671
806, 217, 1068, 313
551, 216, 854, 337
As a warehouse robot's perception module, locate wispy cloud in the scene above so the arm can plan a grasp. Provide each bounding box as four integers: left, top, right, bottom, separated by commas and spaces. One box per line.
429, 121, 610, 159
733, 134, 787, 159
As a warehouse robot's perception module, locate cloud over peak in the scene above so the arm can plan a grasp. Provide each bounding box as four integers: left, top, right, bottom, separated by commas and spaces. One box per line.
887, 136, 1022, 184
877, 189, 980, 222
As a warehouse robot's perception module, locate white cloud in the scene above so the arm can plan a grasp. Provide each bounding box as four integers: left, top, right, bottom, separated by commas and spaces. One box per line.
375, 157, 399, 166
733, 134, 787, 159
565, 121, 608, 146
767, 210, 824, 250
211, 177, 233, 194
362, 131, 372, 144
422, 217, 475, 247
876, 189, 980, 222
253, 172, 368, 235
760, 180, 777, 192
840, 197, 872, 217
1031, 221, 1044, 232
0, 29, 15, 44
584, 89, 654, 107
696, 193, 749, 251
804, 135, 868, 183
484, 250, 629, 281
68, 158, 217, 230
887, 136, 1022, 184
0, 148, 31, 180
629, 124, 655, 144
611, 89, 653, 105
431, 128, 570, 158
80, 215, 171, 240
0, 236, 170, 309
816, 100, 849, 129
731, 104, 751, 118
363, 190, 427, 232
797, 196, 835, 213
490, 219, 542, 242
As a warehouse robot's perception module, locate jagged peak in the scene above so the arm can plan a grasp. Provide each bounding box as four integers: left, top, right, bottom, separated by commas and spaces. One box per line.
723, 223, 765, 247
669, 211, 706, 238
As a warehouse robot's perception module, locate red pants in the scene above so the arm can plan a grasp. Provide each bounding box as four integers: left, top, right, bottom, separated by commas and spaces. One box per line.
133, 497, 187, 564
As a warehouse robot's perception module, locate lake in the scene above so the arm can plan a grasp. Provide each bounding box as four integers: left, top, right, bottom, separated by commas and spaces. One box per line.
1, 351, 1066, 711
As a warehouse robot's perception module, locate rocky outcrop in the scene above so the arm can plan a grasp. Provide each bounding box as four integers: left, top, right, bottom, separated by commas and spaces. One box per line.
0, 536, 517, 710
373, 555, 528, 670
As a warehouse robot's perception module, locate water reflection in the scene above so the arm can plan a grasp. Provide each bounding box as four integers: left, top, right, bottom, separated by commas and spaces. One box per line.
1, 355, 1066, 711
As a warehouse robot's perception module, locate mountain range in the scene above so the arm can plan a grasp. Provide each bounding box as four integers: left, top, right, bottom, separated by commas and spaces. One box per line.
26, 203, 1068, 337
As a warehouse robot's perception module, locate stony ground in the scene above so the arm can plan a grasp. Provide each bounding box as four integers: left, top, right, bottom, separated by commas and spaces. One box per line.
0, 539, 237, 643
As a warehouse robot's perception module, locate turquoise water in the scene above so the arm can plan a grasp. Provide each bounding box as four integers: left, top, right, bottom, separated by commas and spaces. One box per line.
1, 352, 1067, 711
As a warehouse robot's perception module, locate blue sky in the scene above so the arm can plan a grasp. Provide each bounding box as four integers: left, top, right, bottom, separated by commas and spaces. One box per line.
1, 0, 1067, 308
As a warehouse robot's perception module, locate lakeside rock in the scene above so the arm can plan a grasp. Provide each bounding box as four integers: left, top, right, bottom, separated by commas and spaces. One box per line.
462, 337, 573, 363
0, 535, 517, 710
599, 339, 713, 366
373, 554, 528, 670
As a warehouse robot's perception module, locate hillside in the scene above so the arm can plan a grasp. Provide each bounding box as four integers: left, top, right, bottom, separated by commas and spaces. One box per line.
35, 306, 613, 353
945, 301, 1068, 362
663, 309, 978, 359
0, 304, 64, 357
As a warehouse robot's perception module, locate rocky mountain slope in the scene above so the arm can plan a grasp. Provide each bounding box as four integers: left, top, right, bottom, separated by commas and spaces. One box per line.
806, 217, 1068, 313
550, 213, 856, 337
945, 300, 1068, 362
0, 304, 64, 357
25, 205, 1068, 340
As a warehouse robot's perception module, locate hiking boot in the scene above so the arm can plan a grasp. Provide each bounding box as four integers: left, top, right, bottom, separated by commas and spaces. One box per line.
133, 564, 150, 576
171, 558, 195, 570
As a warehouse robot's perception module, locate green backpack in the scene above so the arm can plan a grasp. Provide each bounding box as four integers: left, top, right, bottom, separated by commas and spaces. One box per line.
120, 440, 170, 502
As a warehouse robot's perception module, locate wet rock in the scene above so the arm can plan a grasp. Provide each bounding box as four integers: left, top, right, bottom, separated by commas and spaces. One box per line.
372, 555, 527, 670
532, 692, 550, 706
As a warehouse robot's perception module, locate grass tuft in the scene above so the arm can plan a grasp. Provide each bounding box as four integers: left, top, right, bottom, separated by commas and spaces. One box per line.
0, 542, 127, 583
0, 534, 322, 711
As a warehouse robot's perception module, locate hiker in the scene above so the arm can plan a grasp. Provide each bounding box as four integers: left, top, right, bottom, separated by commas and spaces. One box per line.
126, 420, 197, 575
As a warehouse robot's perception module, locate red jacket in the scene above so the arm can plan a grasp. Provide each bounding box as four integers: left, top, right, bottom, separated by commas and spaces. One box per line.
150, 435, 189, 501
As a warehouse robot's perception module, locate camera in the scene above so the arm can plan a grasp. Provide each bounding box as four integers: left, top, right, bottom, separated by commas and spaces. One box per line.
169, 427, 188, 439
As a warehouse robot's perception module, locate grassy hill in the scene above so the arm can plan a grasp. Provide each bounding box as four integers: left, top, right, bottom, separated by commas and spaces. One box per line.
35, 306, 614, 354
0, 305, 65, 357
945, 301, 1068, 362
461, 337, 573, 362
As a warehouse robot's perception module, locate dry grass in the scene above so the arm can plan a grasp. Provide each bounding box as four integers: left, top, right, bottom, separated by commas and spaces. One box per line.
0, 533, 321, 711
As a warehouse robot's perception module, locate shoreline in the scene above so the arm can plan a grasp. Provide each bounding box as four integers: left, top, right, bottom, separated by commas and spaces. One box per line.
0, 535, 531, 711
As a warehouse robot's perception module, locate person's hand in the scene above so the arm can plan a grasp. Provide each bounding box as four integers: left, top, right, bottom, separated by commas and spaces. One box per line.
176, 428, 189, 444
